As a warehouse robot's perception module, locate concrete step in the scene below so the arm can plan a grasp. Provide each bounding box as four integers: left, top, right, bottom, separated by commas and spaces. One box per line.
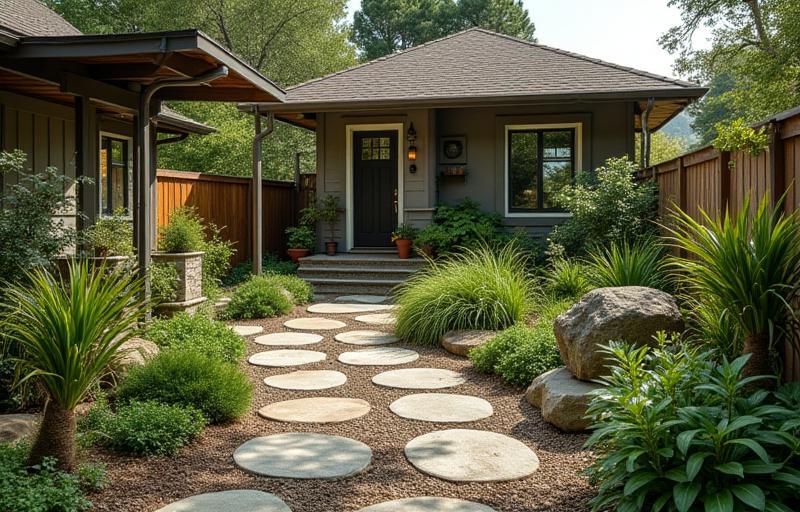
298, 266, 416, 281
304, 277, 405, 295
299, 254, 426, 270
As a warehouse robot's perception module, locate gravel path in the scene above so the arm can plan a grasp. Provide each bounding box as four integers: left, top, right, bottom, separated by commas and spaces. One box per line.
87, 303, 595, 511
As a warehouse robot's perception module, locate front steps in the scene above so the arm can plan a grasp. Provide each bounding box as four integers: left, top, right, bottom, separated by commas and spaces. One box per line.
297, 252, 426, 295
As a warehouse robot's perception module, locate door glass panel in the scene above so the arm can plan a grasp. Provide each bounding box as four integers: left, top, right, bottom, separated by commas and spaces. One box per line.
359, 137, 392, 161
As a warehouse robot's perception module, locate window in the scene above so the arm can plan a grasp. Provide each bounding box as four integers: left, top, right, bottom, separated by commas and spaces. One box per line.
360, 136, 391, 160
506, 125, 578, 214
99, 135, 132, 215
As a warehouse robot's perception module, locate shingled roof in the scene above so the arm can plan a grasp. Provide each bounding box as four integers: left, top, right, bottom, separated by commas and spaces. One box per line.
0, 0, 81, 38
277, 28, 704, 109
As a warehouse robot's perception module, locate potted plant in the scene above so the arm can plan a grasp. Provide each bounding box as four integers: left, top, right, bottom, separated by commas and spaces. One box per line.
317, 195, 341, 256
391, 223, 419, 259
286, 207, 317, 263
414, 224, 447, 258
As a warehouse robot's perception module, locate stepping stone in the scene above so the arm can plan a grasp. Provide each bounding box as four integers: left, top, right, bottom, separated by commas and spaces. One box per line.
264, 370, 347, 391
284, 317, 346, 331
405, 429, 540, 482
231, 325, 264, 336
334, 330, 399, 346
441, 330, 496, 357
354, 313, 396, 326
358, 497, 496, 512
0, 414, 38, 443
307, 303, 394, 314
335, 295, 388, 304
338, 347, 419, 366
249, 350, 326, 367
390, 394, 493, 423
254, 332, 323, 346
234, 433, 372, 479
155, 490, 291, 512
372, 368, 466, 389
258, 397, 371, 423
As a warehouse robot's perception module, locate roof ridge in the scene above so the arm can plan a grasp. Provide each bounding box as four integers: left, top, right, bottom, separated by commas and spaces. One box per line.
287, 27, 483, 91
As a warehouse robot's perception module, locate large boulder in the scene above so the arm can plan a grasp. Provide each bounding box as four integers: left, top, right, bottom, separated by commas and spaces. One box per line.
116, 337, 160, 371
526, 367, 601, 432
440, 330, 496, 357
555, 286, 684, 381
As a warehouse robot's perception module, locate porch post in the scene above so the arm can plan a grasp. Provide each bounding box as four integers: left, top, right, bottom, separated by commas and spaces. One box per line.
135, 96, 153, 297
252, 113, 263, 274
74, 96, 97, 234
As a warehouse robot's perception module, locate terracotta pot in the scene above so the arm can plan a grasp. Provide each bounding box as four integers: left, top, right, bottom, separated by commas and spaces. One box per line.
396, 238, 413, 259
325, 241, 338, 256
419, 244, 434, 258
287, 248, 310, 263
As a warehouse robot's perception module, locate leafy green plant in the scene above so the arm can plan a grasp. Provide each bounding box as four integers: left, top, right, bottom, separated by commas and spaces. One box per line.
0, 443, 91, 511
286, 225, 316, 250
145, 312, 245, 363
587, 238, 671, 292
394, 244, 533, 345
224, 275, 294, 319
150, 262, 179, 304
84, 208, 134, 257
80, 400, 205, 456
317, 194, 340, 242
544, 258, 591, 299
667, 194, 800, 378
115, 351, 252, 424
222, 254, 297, 286
414, 224, 449, 252
391, 222, 419, 242
1, 260, 147, 471
159, 207, 205, 253
686, 296, 745, 361
586, 340, 800, 512
201, 223, 235, 297
712, 118, 770, 167
550, 157, 658, 256
428, 198, 504, 253
76, 463, 108, 493
258, 274, 314, 304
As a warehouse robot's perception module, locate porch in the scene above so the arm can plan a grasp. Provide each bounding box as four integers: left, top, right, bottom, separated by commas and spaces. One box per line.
297, 250, 426, 295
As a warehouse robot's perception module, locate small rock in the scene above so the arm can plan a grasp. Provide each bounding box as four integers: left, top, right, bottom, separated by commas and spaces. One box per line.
0, 414, 38, 443
526, 367, 602, 432
441, 330, 496, 356
554, 286, 684, 380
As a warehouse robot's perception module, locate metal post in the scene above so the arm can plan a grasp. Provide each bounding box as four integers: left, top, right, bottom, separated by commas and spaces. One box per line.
640, 97, 654, 169
251, 111, 274, 275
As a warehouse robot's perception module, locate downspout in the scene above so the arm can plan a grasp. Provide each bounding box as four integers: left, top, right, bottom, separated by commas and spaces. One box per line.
156, 133, 189, 145
135, 66, 228, 296
640, 97, 654, 169
251, 109, 274, 275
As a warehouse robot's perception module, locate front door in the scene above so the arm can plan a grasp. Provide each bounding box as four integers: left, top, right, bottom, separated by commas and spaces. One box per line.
353, 130, 398, 247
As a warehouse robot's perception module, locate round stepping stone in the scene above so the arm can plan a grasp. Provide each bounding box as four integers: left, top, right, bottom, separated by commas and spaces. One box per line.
254, 332, 323, 346
258, 397, 371, 423
248, 349, 326, 367
334, 330, 399, 346
284, 317, 346, 330
390, 394, 493, 423
0, 414, 38, 443
338, 347, 418, 366
358, 497, 496, 512
264, 370, 347, 391
354, 313, 396, 326
335, 295, 388, 304
155, 490, 291, 512
372, 368, 466, 389
441, 330, 496, 357
307, 303, 394, 314
234, 433, 372, 479
405, 429, 540, 482
231, 325, 264, 336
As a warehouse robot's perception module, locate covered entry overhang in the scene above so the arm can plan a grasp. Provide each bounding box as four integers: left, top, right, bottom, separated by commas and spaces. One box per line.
0, 29, 285, 294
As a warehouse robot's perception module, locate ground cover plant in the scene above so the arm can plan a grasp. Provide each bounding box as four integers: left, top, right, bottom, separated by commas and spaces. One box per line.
115, 351, 251, 424
145, 312, 245, 363
586, 339, 800, 512
394, 244, 533, 345
224, 275, 294, 319
587, 238, 671, 292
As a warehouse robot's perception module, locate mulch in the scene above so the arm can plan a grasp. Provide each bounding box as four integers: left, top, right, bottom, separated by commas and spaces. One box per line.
86, 304, 595, 512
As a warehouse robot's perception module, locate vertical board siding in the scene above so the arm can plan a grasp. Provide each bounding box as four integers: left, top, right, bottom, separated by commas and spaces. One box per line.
637, 110, 800, 381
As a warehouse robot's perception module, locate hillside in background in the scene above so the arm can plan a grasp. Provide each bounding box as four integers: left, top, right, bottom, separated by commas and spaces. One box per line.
660, 111, 696, 144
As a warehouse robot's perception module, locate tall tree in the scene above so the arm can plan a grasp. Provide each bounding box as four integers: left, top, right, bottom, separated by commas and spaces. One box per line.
661, 0, 800, 141
351, 0, 535, 60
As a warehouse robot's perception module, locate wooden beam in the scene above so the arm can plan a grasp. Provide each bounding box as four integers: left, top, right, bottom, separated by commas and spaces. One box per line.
60, 72, 138, 112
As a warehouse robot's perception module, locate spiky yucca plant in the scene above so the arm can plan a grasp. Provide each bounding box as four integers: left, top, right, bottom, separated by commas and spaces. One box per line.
587, 238, 671, 292
667, 195, 800, 378
2, 260, 147, 471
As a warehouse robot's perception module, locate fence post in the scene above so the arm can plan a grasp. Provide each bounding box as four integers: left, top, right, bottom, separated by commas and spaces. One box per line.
769, 121, 786, 210
678, 156, 687, 213
293, 152, 301, 187
719, 150, 732, 217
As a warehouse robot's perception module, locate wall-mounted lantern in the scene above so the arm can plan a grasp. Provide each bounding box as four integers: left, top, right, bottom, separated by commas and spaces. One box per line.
407, 123, 417, 173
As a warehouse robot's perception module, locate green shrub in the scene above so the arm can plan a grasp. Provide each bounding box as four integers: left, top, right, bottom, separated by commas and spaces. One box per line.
160, 207, 205, 253
586, 339, 800, 512
285, 225, 315, 250
224, 275, 293, 319
686, 296, 744, 360
145, 313, 245, 363
471, 298, 570, 386
115, 351, 251, 424
150, 262, 179, 304
428, 198, 504, 254
394, 245, 533, 345
223, 254, 297, 287
544, 258, 591, 299
259, 274, 313, 304
201, 224, 235, 297
549, 157, 658, 256
76, 463, 108, 493
0, 443, 91, 511
84, 208, 133, 257
586, 238, 671, 291
81, 401, 205, 456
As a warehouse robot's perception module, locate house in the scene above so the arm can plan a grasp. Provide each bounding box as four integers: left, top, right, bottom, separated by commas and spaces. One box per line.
0, 0, 285, 282
244, 28, 707, 252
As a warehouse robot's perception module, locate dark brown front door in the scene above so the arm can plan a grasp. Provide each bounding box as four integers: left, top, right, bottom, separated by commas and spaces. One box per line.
353, 130, 398, 247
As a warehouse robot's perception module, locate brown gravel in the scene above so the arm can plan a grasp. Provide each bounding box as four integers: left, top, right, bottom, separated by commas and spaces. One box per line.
87, 304, 595, 512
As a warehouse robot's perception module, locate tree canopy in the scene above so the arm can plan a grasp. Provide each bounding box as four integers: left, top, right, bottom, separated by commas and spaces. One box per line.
352, 0, 535, 60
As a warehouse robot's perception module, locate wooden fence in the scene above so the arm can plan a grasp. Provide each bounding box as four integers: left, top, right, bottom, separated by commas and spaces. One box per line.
156, 170, 317, 266
637, 106, 800, 381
